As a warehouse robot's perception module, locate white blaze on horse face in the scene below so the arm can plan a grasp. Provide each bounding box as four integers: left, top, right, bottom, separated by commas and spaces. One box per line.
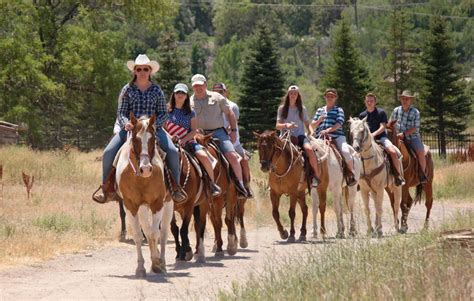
137, 119, 153, 177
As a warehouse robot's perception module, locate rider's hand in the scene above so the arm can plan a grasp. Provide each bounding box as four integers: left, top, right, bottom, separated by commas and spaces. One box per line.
397, 133, 404, 140
172, 136, 179, 144
287, 122, 298, 129
319, 115, 326, 122
321, 129, 330, 136
230, 131, 237, 144
125, 122, 134, 131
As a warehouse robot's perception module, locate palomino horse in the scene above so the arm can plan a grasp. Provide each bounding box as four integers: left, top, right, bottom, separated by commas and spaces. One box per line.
255, 130, 308, 242
115, 113, 173, 277
308, 135, 361, 238
386, 120, 434, 233
170, 146, 209, 263
195, 133, 243, 255
349, 117, 402, 237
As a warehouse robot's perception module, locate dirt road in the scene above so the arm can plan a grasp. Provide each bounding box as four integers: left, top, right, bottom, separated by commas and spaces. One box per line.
0, 199, 471, 300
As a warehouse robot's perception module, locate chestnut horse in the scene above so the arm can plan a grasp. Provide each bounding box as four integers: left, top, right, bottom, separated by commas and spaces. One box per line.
195, 133, 241, 255
255, 130, 308, 242
386, 120, 434, 233
115, 113, 173, 277
170, 147, 209, 263
349, 117, 402, 237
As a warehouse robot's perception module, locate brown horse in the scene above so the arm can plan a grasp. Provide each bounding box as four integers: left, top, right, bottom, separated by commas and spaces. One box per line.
255, 130, 308, 242
195, 133, 240, 255
115, 113, 173, 277
170, 147, 209, 263
386, 120, 434, 233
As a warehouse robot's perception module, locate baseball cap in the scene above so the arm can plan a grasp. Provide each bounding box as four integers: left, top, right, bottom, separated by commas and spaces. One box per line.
212, 82, 227, 91
288, 85, 299, 92
191, 74, 207, 86
173, 83, 189, 93
324, 88, 338, 97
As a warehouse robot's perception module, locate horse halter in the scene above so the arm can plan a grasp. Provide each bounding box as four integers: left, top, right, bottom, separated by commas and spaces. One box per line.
127, 130, 153, 177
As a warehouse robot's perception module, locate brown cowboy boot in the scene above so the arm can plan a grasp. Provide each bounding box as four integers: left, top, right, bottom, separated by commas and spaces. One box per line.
346, 171, 357, 187
211, 182, 222, 197
92, 168, 118, 204
172, 185, 188, 203
244, 181, 254, 199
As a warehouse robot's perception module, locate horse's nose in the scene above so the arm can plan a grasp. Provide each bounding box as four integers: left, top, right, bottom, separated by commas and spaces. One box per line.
354, 145, 361, 153
140, 165, 153, 178
260, 161, 270, 172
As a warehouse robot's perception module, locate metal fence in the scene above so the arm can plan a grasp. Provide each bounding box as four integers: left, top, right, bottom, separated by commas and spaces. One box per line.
421, 132, 473, 157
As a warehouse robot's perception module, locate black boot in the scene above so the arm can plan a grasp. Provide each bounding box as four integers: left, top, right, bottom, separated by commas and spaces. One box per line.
210, 182, 222, 197
172, 186, 188, 203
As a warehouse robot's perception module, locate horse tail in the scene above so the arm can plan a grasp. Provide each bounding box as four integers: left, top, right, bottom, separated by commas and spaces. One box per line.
414, 184, 423, 204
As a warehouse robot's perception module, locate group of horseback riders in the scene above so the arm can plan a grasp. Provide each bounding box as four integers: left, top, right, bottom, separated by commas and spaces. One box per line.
92, 53, 428, 204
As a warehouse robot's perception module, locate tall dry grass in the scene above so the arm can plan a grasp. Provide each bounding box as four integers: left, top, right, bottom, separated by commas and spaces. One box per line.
0, 146, 119, 267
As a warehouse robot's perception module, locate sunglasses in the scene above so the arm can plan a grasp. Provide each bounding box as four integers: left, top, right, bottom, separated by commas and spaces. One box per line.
135, 67, 150, 73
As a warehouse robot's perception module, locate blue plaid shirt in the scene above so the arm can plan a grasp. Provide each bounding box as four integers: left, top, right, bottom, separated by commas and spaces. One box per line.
117, 83, 168, 129
313, 106, 345, 137
390, 105, 420, 139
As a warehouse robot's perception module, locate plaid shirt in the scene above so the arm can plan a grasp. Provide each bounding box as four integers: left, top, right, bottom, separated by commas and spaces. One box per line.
117, 83, 168, 129
390, 105, 420, 139
313, 105, 345, 137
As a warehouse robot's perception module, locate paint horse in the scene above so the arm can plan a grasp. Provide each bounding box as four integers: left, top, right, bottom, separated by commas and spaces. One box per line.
308, 135, 361, 238
349, 117, 402, 237
115, 113, 173, 277
386, 120, 434, 233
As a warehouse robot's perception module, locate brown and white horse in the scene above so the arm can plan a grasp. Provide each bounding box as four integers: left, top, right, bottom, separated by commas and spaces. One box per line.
195, 133, 241, 255
115, 113, 173, 277
349, 117, 402, 237
386, 120, 434, 233
255, 130, 308, 242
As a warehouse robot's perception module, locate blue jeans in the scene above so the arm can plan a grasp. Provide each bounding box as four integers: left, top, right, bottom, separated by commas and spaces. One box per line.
102, 128, 180, 185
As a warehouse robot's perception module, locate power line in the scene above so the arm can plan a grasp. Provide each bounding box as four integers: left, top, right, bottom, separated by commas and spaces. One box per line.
358, 5, 474, 20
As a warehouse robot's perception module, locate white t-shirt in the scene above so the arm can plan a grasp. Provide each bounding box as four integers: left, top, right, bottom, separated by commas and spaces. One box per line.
223, 99, 241, 147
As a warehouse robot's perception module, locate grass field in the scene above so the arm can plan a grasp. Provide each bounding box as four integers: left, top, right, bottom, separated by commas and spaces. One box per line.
0, 145, 472, 267
218, 211, 474, 300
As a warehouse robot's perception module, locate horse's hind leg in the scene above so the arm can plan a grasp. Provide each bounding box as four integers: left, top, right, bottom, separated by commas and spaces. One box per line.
180, 207, 193, 261
158, 201, 174, 272
210, 197, 224, 254
319, 190, 327, 238
297, 192, 308, 242
346, 187, 357, 237
361, 188, 372, 235
287, 194, 297, 243
373, 189, 384, 238
424, 183, 434, 230
118, 200, 127, 241
237, 199, 248, 248
271, 190, 288, 239
170, 213, 181, 260
400, 188, 413, 234
388, 187, 401, 232
333, 190, 345, 239
224, 191, 238, 256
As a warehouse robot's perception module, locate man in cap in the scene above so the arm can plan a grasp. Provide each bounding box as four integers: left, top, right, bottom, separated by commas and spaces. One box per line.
390, 90, 428, 184
212, 82, 253, 198
190, 74, 249, 197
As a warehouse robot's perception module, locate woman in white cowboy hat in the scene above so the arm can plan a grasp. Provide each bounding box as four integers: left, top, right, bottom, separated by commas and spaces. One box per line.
93, 54, 187, 203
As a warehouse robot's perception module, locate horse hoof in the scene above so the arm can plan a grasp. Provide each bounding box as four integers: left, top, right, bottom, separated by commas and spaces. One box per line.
399, 226, 408, 234
185, 250, 193, 261
240, 239, 248, 249
280, 230, 289, 240
135, 268, 146, 278
372, 231, 383, 238
297, 235, 306, 242
119, 231, 127, 242
212, 244, 217, 253
227, 247, 237, 256
336, 232, 345, 239
196, 255, 206, 264
349, 230, 357, 238
287, 236, 296, 243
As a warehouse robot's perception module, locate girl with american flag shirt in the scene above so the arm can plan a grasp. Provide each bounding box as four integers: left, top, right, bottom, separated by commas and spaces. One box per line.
166, 83, 222, 197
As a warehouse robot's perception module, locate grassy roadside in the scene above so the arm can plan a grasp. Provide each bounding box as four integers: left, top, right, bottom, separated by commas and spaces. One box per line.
218, 211, 474, 300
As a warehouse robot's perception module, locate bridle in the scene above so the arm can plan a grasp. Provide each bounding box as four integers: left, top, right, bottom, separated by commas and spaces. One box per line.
259, 131, 302, 178
127, 130, 153, 177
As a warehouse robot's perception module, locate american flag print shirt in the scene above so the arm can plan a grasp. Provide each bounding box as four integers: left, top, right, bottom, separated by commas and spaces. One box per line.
166, 108, 196, 141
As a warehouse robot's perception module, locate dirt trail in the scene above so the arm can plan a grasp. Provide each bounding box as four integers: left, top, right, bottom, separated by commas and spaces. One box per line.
0, 199, 472, 300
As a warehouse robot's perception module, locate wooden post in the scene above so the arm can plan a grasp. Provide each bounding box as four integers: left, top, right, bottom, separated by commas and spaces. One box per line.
21, 171, 34, 201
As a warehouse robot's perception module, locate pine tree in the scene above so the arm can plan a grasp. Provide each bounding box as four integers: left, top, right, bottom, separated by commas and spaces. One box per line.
191, 44, 207, 76
420, 16, 471, 158
239, 23, 285, 143
322, 17, 371, 120
157, 30, 188, 98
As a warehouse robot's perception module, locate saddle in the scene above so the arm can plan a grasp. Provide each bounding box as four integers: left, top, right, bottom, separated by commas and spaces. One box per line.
327, 140, 356, 186
289, 136, 313, 194
374, 141, 400, 180
401, 139, 430, 181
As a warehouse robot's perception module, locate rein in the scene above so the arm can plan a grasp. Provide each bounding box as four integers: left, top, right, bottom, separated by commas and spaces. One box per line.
357, 128, 387, 186
127, 131, 140, 176
271, 131, 302, 178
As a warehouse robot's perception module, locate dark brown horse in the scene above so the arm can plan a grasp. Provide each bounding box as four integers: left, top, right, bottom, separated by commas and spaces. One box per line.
170, 147, 209, 263
195, 133, 240, 255
386, 120, 434, 233
255, 130, 308, 242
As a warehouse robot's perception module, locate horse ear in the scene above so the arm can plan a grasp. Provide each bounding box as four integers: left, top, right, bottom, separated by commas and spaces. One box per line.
149, 113, 156, 127
270, 130, 277, 137
349, 116, 354, 123
253, 131, 261, 138
130, 112, 137, 125
361, 116, 367, 123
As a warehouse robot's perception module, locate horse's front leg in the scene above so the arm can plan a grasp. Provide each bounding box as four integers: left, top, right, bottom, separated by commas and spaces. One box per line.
389, 186, 402, 232
210, 196, 224, 254
298, 191, 308, 242
157, 201, 173, 272
373, 189, 384, 238
224, 188, 238, 256
333, 189, 345, 239
311, 187, 319, 238
193, 204, 207, 263
360, 186, 372, 235
118, 200, 127, 241
270, 190, 288, 239
126, 207, 146, 278
400, 187, 413, 234
318, 189, 327, 238
346, 186, 357, 237
287, 194, 297, 243
170, 213, 181, 260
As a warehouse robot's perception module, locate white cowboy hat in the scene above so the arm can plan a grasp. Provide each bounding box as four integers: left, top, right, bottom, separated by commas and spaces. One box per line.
127, 54, 160, 74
